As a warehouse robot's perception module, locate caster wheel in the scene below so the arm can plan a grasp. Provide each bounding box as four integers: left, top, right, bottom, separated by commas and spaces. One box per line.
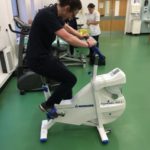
106, 129, 112, 134
83, 63, 86, 68
102, 140, 109, 144
20, 90, 25, 95
40, 139, 47, 143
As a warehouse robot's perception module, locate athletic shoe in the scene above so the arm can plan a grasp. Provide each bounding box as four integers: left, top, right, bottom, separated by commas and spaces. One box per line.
46, 106, 58, 119
86, 54, 90, 57
39, 102, 50, 112
39, 102, 58, 119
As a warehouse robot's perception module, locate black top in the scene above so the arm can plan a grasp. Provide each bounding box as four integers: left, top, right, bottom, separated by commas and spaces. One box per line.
26, 4, 65, 61
66, 17, 77, 30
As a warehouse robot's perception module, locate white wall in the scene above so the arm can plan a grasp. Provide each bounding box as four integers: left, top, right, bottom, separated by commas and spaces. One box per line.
18, 0, 58, 22
0, 0, 17, 77
42, 0, 58, 7
125, 0, 131, 33
125, 0, 142, 33
0, 0, 16, 53
17, 0, 98, 25
17, 0, 28, 23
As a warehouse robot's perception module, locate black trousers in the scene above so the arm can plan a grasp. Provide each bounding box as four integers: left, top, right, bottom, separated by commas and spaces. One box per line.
28, 55, 77, 107
69, 45, 74, 55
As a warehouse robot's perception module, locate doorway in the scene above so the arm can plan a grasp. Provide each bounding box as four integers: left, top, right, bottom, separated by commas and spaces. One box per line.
98, 0, 127, 34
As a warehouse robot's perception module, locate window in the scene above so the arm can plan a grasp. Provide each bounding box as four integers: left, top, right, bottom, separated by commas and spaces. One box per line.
11, 0, 19, 17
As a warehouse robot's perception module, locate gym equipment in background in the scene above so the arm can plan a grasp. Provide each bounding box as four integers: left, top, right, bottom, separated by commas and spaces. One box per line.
52, 37, 86, 67
8, 17, 43, 95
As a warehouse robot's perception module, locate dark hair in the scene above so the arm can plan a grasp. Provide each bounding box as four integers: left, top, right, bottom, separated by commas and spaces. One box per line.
58, 0, 82, 11
87, 3, 95, 8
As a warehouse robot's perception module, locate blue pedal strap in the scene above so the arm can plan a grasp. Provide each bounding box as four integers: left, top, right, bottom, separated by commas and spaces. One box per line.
90, 46, 105, 60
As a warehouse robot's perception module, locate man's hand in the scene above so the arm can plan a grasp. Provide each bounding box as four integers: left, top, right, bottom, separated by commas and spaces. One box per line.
78, 29, 89, 39
86, 37, 97, 47
79, 33, 89, 39
87, 20, 91, 26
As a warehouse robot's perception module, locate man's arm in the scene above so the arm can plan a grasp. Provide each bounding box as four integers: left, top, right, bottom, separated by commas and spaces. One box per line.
55, 28, 96, 48
87, 20, 99, 25
87, 11, 100, 26
63, 23, 82, 38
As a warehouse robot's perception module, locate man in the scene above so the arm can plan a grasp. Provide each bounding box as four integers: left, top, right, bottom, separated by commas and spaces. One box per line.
86, 3, 101, 57
26, 0, 96, 118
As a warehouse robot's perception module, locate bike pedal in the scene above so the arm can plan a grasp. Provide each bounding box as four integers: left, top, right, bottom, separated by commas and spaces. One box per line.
58, 112, 65, 117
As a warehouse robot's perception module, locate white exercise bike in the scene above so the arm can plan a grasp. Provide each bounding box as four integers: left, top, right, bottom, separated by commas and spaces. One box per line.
40, 55, 126, 144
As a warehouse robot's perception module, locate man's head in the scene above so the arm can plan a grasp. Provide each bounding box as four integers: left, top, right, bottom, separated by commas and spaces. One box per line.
58, 0, 82, 20
87, 3, 95, 14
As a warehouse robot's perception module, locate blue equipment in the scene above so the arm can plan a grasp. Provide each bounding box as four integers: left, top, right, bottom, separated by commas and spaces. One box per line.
90, 46, 106, 66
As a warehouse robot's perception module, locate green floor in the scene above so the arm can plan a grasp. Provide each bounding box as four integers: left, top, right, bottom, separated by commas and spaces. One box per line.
0, 34, 150, 150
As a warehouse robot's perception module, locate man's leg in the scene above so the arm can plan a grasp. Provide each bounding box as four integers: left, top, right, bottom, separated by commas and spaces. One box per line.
87, 35, 99, 57
32, 56, 77, 111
